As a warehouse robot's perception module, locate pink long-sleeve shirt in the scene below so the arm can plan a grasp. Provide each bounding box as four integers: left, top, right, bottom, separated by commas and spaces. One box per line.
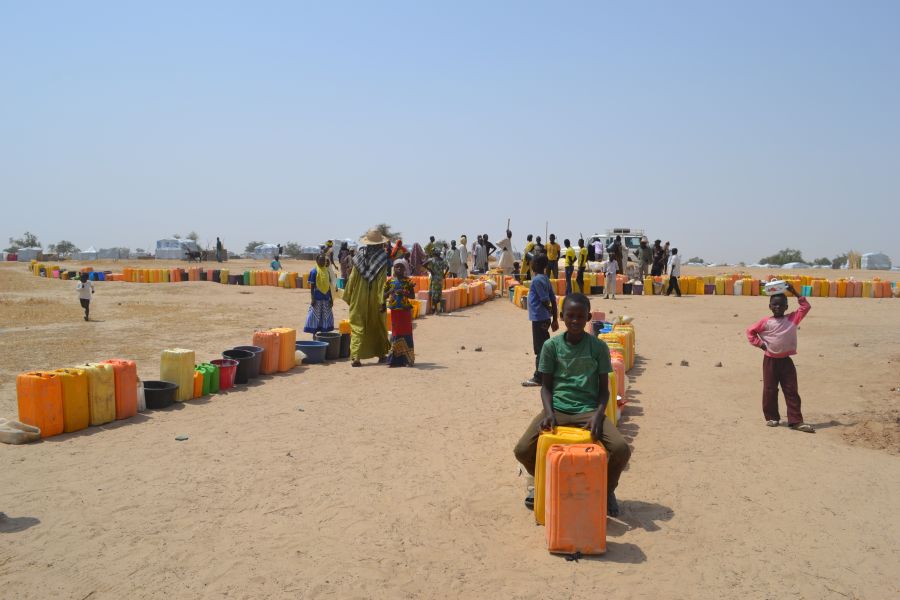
746, 296, 810, 358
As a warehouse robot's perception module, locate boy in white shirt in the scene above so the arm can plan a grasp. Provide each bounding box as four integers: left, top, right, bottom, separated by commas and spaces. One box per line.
76, 273, 94, 321
604, 256, 618, 299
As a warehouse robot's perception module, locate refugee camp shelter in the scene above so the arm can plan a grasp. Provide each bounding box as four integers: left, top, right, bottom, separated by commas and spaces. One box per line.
253, 244, 280, 260
860, 253, 892, 270
155, 239, 201, 260
16, 247, 43, 262
76, 246, 99, 261
98, 247, 129, 259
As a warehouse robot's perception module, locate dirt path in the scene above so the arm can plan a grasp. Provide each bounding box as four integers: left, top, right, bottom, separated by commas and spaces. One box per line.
1, 263, 898, 599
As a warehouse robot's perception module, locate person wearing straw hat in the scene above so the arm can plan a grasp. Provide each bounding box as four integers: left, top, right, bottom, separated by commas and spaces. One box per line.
343, 228, 392, 367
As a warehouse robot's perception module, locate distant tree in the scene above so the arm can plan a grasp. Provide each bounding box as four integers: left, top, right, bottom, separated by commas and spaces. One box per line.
687, 256, 704, 264
5, 231, 41, 252
53, 240, 79, 255
172, 233, 182, 239
135, 248, 145, 253
186, 231, 199, 242
374, 223, 401, 241
245, 240, 265, 254
831, 253, 848, 269
812, 257, 831, 266
759, 248, 804, 266
283, 242, 302, 258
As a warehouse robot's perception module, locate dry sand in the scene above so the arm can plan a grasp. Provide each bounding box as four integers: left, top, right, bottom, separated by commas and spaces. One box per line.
1, 260, 898, 599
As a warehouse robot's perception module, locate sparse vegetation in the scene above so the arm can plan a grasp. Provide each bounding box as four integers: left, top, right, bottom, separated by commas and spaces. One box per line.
759, 248, 804, 266
283, 242, 303, 258
5, 231, 41, 253
374, 223, 401, 241
245, 240, 265, 254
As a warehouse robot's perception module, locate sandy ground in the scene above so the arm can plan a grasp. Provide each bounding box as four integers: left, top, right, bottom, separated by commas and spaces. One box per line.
1, 260, 898, 600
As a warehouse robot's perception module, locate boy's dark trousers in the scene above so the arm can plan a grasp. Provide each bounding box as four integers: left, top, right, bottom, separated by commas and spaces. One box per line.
548, 262, 559, 279
531, 319, 551, 381
514, 410, 632, 493
576, 267, 585, 293
80, 298, 90, 319
564, 266, 574, 295
665, 275, 681, 296
762, 356, 803, 425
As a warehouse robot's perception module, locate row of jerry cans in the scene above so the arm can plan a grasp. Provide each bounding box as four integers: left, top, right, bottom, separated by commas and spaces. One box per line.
534, 427, 609, 555
16, 360, 139, 438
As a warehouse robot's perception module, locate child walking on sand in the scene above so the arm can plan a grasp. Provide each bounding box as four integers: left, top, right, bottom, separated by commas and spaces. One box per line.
304, 254, 335, 334
746, 283, 814, 432
76, 273, 94, 321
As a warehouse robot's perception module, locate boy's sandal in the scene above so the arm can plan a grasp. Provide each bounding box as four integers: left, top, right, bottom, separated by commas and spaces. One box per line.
524, 490, 535, 511
790, 423, 815, 433
766, 420, 780, 427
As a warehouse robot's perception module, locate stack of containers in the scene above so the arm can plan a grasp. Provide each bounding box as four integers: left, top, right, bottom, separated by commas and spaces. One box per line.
160, 349, 196, 402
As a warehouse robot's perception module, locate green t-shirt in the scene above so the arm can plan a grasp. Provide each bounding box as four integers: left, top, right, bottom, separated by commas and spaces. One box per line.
538, 332, 612, 414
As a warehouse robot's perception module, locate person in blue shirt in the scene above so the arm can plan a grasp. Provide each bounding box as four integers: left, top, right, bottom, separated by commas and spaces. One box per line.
522, 254, 559, 387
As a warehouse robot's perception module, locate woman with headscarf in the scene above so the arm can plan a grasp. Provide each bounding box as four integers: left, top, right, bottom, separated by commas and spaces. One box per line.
344, 228, 392, 367
304, 253, 336, 334
383, 259, 416, 367
390, 238, 408, 262
409, 242, 427, 276
425, 247, 449, 314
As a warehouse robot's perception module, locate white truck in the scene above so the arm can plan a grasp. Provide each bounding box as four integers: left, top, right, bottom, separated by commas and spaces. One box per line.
588, 228, 648, 278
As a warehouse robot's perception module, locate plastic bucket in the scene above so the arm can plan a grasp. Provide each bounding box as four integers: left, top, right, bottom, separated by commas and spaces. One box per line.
222, 349, 254, 384
211, 359, 238, 390
314, 332, 341, 360
339, 333, 351, 358
232, 345, 263, 379
296, 341, 328, 364
143, 380, 178, 409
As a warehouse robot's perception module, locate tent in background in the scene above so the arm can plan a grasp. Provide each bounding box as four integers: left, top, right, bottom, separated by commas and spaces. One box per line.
253, 244, 280, 260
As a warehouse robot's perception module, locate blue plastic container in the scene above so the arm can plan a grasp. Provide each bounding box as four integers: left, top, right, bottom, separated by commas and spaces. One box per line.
296, 341, 329, 364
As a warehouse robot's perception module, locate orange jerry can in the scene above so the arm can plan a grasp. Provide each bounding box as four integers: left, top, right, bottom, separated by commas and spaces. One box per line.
534, 426, 594, 524
16, 371, 65, 438
270, 327, 297, 371
193, 370, 204, 398
252, 330, 281, 375
545, 443, 607, 555
54, 368, 90, 433
102, 359, 138, 420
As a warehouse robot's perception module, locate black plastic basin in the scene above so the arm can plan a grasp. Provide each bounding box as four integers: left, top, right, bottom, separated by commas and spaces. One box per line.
144, 380, 178, 409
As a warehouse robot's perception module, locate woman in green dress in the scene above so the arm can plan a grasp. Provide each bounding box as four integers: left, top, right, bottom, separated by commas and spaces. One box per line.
343, 228, 392, 367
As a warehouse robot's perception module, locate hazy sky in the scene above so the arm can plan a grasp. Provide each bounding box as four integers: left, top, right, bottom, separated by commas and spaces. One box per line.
2, 1, 898, 264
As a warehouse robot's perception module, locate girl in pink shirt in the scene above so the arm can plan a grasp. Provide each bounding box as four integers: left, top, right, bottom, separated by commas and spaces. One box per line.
746, 283, 814, 433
